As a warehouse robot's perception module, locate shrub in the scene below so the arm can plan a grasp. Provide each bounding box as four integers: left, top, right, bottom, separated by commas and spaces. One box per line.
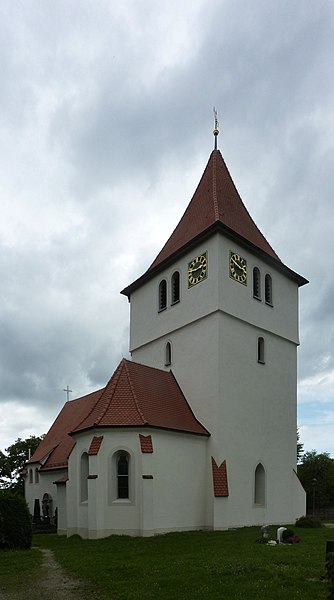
0, 491, 32, 550
295, 515, 322, 528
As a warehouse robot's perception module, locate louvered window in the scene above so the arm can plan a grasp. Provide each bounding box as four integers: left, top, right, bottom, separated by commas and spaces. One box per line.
253, 267, 261, 300
158, 280, 167, 311
265, 274, 273, 306
171, 271, 180, 304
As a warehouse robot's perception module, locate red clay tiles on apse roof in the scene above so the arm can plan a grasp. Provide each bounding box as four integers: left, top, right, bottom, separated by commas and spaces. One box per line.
73, 359, 209, 436
28, 360, 208, 472
149, 149, 280, 271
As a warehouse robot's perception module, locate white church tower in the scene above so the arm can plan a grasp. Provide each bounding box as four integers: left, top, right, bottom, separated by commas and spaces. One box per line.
122, 131, 307, 528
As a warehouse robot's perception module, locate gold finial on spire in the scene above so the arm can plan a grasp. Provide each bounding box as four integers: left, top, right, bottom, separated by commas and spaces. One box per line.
213, 107, 219, 150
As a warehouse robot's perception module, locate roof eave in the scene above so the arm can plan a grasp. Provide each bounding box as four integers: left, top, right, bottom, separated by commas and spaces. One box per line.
121, 222, 308, 297
69, 423, 210, 437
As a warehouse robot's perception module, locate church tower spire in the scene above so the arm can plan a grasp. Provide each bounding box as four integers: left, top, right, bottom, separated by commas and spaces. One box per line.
213, 107, 219, 151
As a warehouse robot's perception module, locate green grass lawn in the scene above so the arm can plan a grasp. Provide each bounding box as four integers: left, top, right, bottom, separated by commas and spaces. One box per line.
2, 527, 333, 599
0, 546, 43, 594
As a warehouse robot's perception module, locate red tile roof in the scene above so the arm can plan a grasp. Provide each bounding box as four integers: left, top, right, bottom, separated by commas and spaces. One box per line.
149, 150, 279, 270
211, 457, 229, 497
122, 149, 307, 297
88, 435, 104, 455
27, 360, 208, 473
73, 359, 209, 436
27, 388, 103, 471
139, 434, 154, 453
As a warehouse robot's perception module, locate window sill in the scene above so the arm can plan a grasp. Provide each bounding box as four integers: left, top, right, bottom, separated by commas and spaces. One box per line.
158, 307, 167, 313
253, 295, 262, 302
111, 498, 132, 505
171, 299, 180, 306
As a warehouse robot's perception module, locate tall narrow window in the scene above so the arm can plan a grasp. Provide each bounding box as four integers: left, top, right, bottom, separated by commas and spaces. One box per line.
35, 468, 39, 484
171, 271, 180, 304
29, 469, 33, 484
165, 341, 172, 366
253, 267, 261, 300
265, 274, 273, 306
254, 463, 265, 505
80, 452, 89, 502
117, 452, 129, 499
158, 280, 167, 311
257, 337, 265, 364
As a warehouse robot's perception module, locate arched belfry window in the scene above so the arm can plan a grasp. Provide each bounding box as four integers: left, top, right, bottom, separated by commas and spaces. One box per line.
257, 337, 265, 364
117, 452, 129, 499
254, 463, 265, 505
158, 280, 167, 311
171, 271, 180, 304
165, 341, 172, 366
80, 452, 89, 502
265, 274, 273, 306
253, 267, 261, 300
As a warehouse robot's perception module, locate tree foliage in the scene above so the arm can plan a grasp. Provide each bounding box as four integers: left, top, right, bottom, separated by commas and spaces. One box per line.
0, 436, 44, 495
298, 450, 334, 512
0, 490, 32, 550
297, 428, 304, 462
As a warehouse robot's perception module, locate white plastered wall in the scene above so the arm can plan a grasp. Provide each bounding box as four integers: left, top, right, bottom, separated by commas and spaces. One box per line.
129, 233, 306, 528
66, 428, 208, 539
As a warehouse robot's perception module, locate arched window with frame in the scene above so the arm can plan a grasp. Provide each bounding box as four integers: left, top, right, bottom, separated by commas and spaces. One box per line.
117, 452, 129, 499
158, 280, 167, 311
253, 267, 261, 300
171, 271, 180, 304
265, 274, 273, 306
254, 463, 265, 505
257, 337, 265, 364
165, 341, 172, 366
80, 452, 89, 502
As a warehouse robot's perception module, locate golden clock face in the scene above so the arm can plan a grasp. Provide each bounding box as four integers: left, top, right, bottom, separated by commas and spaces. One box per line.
188, 253, 207, 287
229, 252, 247, 284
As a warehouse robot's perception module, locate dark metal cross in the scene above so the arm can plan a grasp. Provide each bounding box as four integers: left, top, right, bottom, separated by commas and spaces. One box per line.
63, 385, 73, 402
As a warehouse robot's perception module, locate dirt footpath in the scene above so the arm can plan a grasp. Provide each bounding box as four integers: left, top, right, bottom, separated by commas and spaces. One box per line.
0, 548, 104, 600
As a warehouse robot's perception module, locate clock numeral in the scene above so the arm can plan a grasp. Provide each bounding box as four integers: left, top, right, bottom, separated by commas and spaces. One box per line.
188, 253, 208, 287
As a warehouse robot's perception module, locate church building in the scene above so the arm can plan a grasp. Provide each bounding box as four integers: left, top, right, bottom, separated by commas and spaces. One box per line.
25, 131, 308, 538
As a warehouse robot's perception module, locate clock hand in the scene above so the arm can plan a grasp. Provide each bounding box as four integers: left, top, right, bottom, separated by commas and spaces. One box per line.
189, 265, 202, 273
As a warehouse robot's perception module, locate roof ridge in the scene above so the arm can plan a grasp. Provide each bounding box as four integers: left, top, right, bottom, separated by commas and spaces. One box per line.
74, 385, 106, 431
93, 361, 125, 425
212, 150, 219, 221
123, 360, 147, 425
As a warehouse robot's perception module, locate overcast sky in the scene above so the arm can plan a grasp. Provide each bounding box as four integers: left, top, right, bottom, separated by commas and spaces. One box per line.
1, 1, 333, 457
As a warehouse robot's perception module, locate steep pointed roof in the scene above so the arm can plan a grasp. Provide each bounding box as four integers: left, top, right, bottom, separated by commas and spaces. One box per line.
73, 359, 209, 436
150, 149, 279, 270
122, 149, 307, 297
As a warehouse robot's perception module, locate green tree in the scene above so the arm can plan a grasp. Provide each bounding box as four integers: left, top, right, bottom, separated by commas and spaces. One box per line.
298, 450, 334, 513
0, 435, 44, 495
297, 428, 304, 462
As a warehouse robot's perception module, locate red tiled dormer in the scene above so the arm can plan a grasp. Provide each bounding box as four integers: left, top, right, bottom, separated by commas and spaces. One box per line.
211, 457, 229, 497
139, 434, 153, 453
